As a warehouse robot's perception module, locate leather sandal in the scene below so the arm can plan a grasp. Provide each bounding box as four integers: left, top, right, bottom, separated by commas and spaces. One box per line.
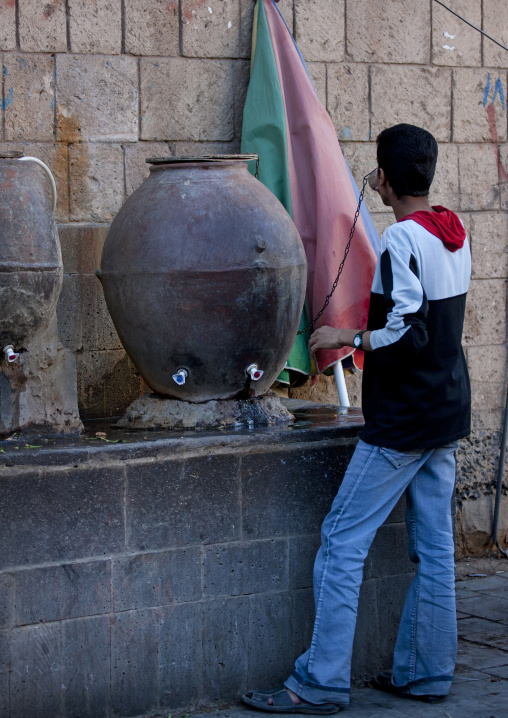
242, 687, 341, 714
369, 671, 448, 704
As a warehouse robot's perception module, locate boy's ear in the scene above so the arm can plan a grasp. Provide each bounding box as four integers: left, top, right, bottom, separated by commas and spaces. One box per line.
378, 167, 388, 187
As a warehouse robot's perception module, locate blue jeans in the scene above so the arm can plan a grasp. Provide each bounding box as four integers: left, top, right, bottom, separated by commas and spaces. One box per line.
285, 439, 458, 705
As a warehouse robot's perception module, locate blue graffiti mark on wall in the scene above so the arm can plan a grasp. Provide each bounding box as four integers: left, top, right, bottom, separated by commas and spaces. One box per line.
339, 126, 352, 141
1, 87, 14, 111
492, 77, 506, 112
483, 73, 506, 112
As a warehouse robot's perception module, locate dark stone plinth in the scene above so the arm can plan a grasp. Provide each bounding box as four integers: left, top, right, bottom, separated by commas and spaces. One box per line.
0, 403, 417, 718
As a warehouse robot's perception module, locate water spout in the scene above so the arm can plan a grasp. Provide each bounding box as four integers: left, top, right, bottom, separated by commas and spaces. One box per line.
3, 345, 19, 363
246, 363, 264, 381
172, 369, 188, 386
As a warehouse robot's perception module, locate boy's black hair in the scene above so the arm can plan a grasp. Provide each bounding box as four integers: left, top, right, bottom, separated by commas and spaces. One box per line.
376, 123, 438, 199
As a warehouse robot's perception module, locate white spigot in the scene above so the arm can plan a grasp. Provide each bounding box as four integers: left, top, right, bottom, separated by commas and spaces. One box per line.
246, 363, 264, 381
3, 345, 19, 363
172, 369, 188, 386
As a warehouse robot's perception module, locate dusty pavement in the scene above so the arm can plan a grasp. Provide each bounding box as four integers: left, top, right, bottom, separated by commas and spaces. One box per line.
184, 557, 508, 718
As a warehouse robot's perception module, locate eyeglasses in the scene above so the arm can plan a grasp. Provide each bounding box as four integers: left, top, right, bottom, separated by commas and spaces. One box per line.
366, 168, 380, 191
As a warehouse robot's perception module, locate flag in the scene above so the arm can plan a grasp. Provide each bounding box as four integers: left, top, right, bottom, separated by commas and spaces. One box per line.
241, 0, 379, 379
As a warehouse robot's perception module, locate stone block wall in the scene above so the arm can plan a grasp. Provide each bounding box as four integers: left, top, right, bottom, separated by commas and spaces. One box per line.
0, 0, 507, 550
0, 414, 417, 717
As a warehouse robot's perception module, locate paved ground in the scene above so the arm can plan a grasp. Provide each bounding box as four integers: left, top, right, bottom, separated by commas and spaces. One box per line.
185, 559, 508, 718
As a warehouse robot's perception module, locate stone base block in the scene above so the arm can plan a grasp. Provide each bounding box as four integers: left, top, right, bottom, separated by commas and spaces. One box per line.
117, 390, 294, 430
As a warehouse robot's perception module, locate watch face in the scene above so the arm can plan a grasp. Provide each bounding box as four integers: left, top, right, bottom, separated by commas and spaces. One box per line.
354, 335, 361, 348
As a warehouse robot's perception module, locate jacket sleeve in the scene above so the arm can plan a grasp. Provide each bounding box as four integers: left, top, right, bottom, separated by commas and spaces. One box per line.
369, 234, 429, 360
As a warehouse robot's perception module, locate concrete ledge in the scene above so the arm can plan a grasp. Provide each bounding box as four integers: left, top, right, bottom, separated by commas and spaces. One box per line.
0, 405, 416, 717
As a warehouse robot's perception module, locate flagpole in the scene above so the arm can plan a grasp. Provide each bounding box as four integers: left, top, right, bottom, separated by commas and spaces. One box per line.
333, 361, 350, 408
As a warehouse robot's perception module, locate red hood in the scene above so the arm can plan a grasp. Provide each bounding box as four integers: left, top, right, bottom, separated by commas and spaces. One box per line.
399, 206, 466, 252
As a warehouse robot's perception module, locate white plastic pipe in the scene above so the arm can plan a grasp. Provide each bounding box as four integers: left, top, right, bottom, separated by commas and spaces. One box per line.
3, 345, 19, 363
333, 360, 350, 407
18, 156, 57, 213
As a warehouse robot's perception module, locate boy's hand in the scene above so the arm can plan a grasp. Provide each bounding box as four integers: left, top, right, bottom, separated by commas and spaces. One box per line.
308, 326, 347, 355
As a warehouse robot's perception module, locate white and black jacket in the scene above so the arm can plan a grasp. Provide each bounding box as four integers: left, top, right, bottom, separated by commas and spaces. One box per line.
361, 218, 471, 451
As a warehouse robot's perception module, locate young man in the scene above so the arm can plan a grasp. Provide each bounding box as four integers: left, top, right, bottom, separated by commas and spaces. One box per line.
243, 124, 471, 713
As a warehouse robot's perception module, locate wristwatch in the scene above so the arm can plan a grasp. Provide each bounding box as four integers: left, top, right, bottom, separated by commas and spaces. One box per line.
353, 331, 366, 349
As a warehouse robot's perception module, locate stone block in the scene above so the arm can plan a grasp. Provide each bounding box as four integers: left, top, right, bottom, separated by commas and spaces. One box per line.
203, 539, 288, 597
0, 573, 13, 628
469, 344, 508, 419
233, 58, 250, 139
288, 534, 320, 590
10, 623, 62, 717
126, 455, 241, 551
171, 140, 241, 157
113, 547, 201, 611
484, 0, 508, 69
69, 142, 125, 222
56, 55, 138, 142
125, 141, 171, 195
291, 587, 315, 660
294, 0, 344, 62
159, 602, 203, 710
432, 0, 481, 67
247, 592, 294, 687
58, 223, 109, 275
125, 0, 179, 56
3, 54, 55, 141
453, 69, 507, 143
340, 142, 383, 213
307, 62, 326, 108
463, 279, 507, 346
140, 58, 235, 141
0, 467, 125, 569
182, 0, 241, 58
363, 524, 416, 582
15, 560, 111, 625
470, 212, 508, 279
201, 597, 250, 704
240, 0, 256, 58
69, 0, 122, 54
430, 143, 459, 209
19, 0, 67, 52
75, 349, 145, 419
81, 274, 121, 351
0, 1, 16, 50
458, 144, 500, 211
499, 144, 508, 209
62, 616, 110, 718
327, 64, 370, 143
57, 274, 83, 351
371, 65, 452, 142
111, 608, 158, 717
0, 629, 8, 716
346, 0, 429, 64
242, 446, 348, 539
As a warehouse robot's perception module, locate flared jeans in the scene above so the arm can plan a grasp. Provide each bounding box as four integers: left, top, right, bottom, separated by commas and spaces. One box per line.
285, 439, 459, 705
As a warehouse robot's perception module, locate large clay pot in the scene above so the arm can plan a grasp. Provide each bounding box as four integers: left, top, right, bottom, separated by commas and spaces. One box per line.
99, 156, 307, 402
0, 152, 61, 353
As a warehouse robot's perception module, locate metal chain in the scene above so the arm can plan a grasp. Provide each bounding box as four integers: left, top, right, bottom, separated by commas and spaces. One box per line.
296, 171, 371, 336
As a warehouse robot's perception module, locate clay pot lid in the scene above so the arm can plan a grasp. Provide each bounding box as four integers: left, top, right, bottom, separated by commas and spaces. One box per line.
146, 154, 259, 165
0, 150, 24, 159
